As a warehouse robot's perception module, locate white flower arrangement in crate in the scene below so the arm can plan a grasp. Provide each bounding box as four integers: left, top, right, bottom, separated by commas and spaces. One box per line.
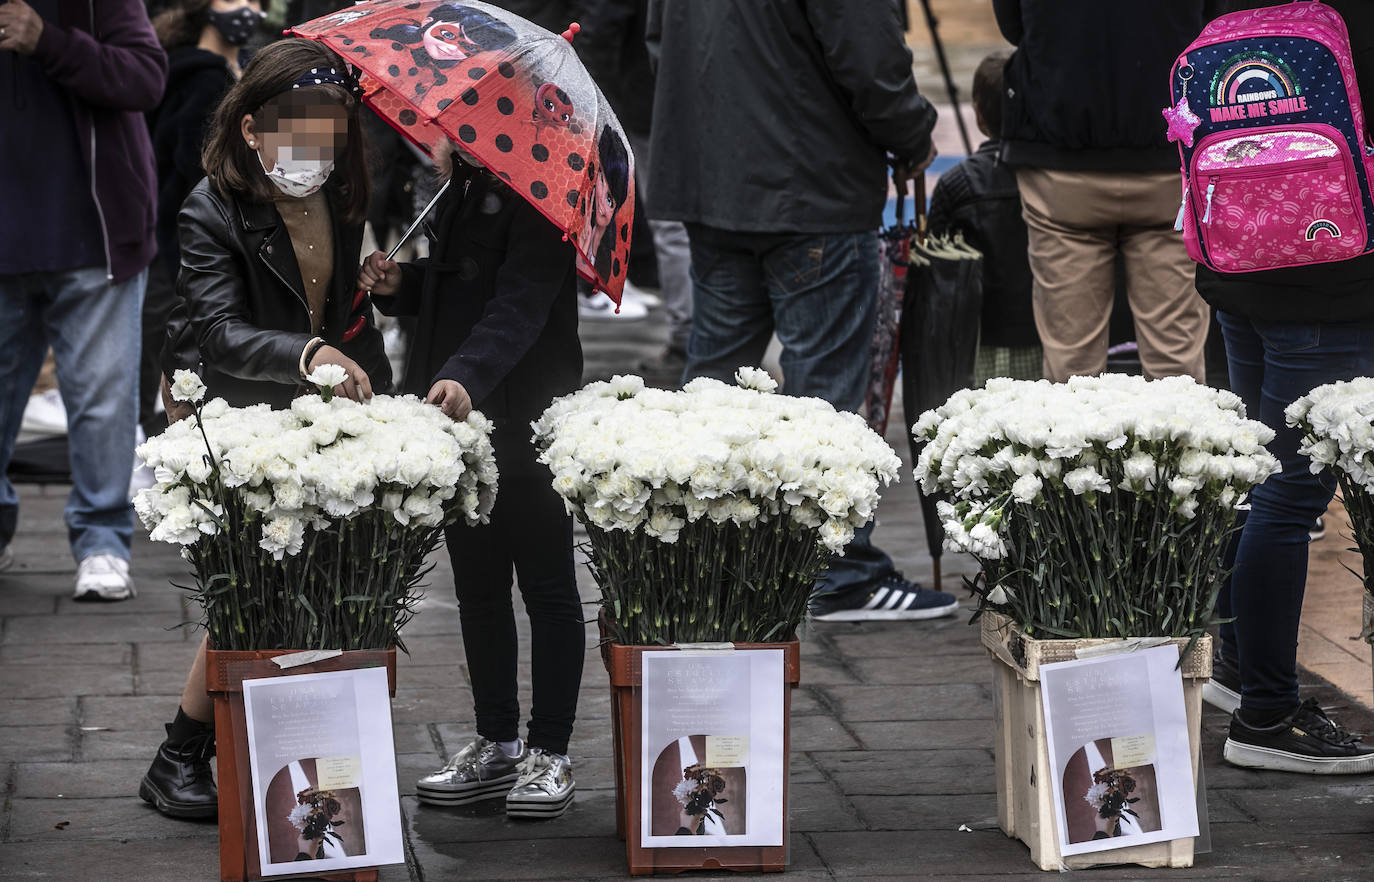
135, 368, 498, 650
913, 374, 1279, 640
1288, 377, 1374, 635
532, 368, 902, 644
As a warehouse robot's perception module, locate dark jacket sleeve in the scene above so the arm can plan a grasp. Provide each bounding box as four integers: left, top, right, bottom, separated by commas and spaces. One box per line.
992, 0, 1023, 45
575, 0, 636, 85
33, 0, 167, 112
800, 0, 938, 162
176, 190, 312, 385
432, 204, 577, 404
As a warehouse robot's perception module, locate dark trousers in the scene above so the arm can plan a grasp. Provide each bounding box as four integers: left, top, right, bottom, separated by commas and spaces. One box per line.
444, 425, 584, 754
1216, 312, 1374, 712
681, 224, 897, 596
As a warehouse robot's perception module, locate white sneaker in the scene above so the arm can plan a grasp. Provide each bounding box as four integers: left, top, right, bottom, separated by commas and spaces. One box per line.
18, 389, 67, 444
74, 554, 135, 602
0, 546, 13, 572
579, 291, 648, 322
622, 279, 662, 309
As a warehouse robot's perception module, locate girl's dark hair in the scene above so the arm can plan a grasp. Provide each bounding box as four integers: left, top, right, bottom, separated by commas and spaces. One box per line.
150, 0, 213, 49
597, 126, 630, 205
594, 126, 631, 276
200, 38, 369, 223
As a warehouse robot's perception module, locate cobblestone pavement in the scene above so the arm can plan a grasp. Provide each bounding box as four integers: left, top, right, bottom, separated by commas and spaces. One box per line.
2, 310, 1373, 880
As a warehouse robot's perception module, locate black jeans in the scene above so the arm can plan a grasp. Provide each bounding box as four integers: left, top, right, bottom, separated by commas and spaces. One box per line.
444, 425, 584, 754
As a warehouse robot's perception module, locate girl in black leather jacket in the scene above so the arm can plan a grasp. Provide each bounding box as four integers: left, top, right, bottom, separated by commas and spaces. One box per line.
141, 39, 391, 822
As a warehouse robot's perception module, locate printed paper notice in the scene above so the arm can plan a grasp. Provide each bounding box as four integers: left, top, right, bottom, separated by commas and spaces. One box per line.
242, 668, 404, 876
1039, 645, 1200, 857
640, 649, 785, 848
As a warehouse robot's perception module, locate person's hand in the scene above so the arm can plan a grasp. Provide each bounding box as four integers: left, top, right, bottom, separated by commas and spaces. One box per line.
357, 251, 401, 297
160, 374, 196, 424
891, 144, 938, 196
0, 0, 45, 55
307, 345, 373, 402
426, 380, 471, 421
679, 809, 702, 835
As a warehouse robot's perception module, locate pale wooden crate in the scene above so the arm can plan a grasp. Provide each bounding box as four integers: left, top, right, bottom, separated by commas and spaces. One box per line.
982, 612, 1211, 872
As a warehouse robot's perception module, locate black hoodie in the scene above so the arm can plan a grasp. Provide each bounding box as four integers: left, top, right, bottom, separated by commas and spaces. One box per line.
146, 46, 234, 277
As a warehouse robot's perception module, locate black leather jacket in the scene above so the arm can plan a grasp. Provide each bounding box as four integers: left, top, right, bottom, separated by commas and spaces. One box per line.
161, 178, 392, 409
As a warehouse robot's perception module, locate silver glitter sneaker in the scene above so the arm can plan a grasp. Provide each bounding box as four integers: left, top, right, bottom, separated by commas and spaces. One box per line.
416, 737, 524, 806
505, 748, 575, 819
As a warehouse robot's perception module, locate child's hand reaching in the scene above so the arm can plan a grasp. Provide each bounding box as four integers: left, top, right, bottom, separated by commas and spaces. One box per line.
358, 251, 401, 297
308, 345, 374, 402
427, 380, 471, 421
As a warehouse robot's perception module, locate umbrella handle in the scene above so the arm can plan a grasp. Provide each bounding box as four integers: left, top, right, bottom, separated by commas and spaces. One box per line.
896, 191, 906, 227
913, 173, 928, 242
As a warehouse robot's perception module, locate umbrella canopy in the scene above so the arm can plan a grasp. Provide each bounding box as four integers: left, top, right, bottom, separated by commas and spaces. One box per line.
290, 0, 634, 302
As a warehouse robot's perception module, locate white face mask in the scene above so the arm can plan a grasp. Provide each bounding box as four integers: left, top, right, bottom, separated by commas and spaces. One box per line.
258, 146, 335, 198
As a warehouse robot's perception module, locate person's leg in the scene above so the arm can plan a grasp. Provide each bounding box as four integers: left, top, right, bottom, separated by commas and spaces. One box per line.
652, 219, 694, 352
141, 632, 217, 818
1229, 319, 1374, 713
42, 267, 143, 564
0, 273, 50, 553
681, 225, 773, 386
446, 512, 521, 747
1213, 312, 1263, 674
1016, 168, 1118, 382
508, 469, 583, 757
1118, 171, 1209, 381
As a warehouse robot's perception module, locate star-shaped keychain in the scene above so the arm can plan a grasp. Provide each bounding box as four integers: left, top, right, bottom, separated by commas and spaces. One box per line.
1163, 95, 1202, 148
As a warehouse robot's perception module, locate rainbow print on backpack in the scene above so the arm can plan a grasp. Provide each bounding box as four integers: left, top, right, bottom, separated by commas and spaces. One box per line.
1166, 0, 1374, 273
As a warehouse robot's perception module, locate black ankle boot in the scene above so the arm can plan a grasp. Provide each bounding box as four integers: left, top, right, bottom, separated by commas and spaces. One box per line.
139, 718, 217, 819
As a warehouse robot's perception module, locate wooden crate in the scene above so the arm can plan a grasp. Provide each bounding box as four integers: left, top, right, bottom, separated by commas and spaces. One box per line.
205, 647, 397, 882
600, 640, 800, 876
981, 613, 1211, 872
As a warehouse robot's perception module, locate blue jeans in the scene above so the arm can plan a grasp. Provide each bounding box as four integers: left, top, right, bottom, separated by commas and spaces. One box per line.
0, 267, 145, 561
1216, 312, 1374, 713
682, 225, 895, 596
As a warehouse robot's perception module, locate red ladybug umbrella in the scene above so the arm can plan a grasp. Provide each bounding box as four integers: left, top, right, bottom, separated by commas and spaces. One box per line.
290, 0, 635, 303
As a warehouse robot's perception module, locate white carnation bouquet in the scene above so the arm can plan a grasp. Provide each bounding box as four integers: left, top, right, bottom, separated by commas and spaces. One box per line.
533, 369, 902, 644
914, 375, 1279, 639
136, 368, 498, 650
1288, 378, 1374, 620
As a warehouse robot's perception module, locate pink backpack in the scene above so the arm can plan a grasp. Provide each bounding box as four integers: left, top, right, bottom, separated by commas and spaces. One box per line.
1166, 0, 1374, 273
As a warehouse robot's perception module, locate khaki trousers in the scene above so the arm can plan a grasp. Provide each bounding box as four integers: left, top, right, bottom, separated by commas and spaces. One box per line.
1016, 168, 1209, 382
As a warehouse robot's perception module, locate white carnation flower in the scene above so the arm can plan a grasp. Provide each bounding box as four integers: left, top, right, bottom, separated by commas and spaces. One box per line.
170, 369, 207, 403
306, 363, 349, 389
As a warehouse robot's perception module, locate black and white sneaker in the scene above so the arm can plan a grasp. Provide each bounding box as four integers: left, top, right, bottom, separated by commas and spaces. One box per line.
505, 748, 575, 819
1223, 699, 1374, 774
810, 574, 959, 622
416, 737, 524, 805
1202, 650, 1242, 714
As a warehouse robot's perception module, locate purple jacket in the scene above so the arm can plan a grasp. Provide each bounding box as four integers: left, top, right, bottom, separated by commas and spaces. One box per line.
31, 0, 166, 283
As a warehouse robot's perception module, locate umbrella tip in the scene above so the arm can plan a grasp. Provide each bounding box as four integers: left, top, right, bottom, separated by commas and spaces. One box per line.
562, 22, 580, 43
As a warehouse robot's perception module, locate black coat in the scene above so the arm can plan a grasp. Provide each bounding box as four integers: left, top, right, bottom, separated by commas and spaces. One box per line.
378, 165, 582, 423
927, 140, 1038, 349
161, 179, 392, 409
1194, 0, 1374, 321
644, 0, 937, 233
574, 0, 653, 136
993, 0, 1228, 171
145, 47, 234, 278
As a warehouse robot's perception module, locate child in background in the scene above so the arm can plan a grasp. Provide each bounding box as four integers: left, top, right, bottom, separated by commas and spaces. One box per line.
927, 50, 1041, 384
358, 138, 586, 819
